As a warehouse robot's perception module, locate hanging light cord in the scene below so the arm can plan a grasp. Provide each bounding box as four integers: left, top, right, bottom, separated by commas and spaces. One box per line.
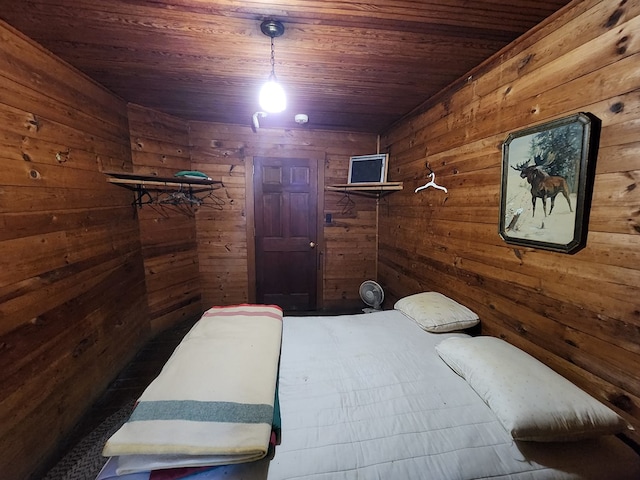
269, 36, 277, 81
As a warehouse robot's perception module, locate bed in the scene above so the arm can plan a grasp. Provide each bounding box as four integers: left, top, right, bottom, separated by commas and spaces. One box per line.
98, 297, 640, 480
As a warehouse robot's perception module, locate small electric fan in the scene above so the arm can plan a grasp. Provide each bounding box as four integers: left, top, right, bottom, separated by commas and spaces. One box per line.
359, 280, 384, 312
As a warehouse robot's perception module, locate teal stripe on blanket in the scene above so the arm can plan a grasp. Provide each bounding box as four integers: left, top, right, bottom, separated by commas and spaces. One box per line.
129, 400, 274, 424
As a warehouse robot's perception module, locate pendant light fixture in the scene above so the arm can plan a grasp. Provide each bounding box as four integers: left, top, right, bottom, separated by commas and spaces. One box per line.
259, 20, 286, 114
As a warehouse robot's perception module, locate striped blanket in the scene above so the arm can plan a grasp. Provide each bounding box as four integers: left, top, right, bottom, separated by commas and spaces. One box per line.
102, 304, 283, 475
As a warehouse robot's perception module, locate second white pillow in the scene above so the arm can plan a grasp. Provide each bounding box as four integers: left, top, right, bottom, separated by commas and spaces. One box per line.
436, 336, 630, 441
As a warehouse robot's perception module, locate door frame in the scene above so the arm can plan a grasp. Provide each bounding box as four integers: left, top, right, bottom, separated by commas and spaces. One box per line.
246, 152, 325, 308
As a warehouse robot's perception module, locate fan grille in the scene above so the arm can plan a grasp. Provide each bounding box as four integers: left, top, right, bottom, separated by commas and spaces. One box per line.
359, 280, 384, 308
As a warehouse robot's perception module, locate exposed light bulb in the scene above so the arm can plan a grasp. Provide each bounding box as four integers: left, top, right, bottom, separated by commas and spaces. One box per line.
259, 79, 286, 113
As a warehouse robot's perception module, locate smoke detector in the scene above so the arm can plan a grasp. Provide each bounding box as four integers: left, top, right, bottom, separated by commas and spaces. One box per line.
294, 113, 309, 124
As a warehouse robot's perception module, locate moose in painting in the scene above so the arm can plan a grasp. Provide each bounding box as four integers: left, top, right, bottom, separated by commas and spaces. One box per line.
512, 154, 573, 217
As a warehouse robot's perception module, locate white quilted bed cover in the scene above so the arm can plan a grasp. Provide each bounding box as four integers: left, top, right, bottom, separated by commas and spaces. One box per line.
266, 310, 640, 480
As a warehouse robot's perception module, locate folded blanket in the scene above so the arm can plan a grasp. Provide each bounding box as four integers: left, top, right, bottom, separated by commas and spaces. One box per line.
102, 304, 283, 475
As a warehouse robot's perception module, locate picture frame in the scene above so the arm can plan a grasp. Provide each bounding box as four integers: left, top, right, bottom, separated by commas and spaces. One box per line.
348, 153, 389, 184
499, 113, 599, 254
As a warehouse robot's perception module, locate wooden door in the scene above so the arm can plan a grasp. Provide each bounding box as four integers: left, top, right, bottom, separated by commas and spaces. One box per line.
254, 157, 318, 311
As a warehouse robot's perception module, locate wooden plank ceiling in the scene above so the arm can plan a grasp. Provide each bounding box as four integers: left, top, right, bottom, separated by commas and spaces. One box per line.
0, 0, 572, 133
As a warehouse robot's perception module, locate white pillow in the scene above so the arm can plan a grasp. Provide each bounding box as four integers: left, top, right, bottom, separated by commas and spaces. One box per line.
394, 292, 479, 332
436, 336, 631, 441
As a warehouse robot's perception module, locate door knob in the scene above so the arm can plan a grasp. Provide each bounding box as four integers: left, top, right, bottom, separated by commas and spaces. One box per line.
309, 241, 316, 248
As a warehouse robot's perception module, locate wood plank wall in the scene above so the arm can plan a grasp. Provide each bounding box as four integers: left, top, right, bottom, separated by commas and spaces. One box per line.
379, 0, 640, 442
188, 122, 377, 310
128, 104, 202, 334
0, 22, 150, 480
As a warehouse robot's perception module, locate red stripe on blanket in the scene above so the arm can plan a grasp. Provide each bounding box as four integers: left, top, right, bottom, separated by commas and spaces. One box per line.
207, 303, 282, 312
203, 305, 283, 321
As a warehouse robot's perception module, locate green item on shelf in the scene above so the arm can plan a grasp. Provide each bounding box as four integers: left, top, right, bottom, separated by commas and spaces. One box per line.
175, 170, 209, 178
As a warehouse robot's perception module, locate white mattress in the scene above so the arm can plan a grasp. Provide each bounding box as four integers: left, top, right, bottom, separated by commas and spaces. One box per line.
100, 310, 640, 480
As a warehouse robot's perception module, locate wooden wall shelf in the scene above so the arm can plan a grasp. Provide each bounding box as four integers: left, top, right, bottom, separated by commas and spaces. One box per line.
325, 181, 403, 198
104, 171, 224, 209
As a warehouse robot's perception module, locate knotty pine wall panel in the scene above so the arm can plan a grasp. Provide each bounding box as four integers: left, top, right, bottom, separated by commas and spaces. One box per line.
127, 104, 203, 334
379, 0, 640, 441
0, 22, 149, 480
189, 122, 377, 310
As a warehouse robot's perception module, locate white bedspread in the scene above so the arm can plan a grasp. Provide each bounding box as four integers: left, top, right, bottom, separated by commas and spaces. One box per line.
99, 310, 640, 480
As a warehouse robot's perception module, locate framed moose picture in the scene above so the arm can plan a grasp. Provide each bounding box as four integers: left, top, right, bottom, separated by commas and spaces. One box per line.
499, 113, 600, 253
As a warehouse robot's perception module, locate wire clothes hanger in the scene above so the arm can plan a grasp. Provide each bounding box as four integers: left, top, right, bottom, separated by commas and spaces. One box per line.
337, 191, 355, 215
415, 171, 448, 193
